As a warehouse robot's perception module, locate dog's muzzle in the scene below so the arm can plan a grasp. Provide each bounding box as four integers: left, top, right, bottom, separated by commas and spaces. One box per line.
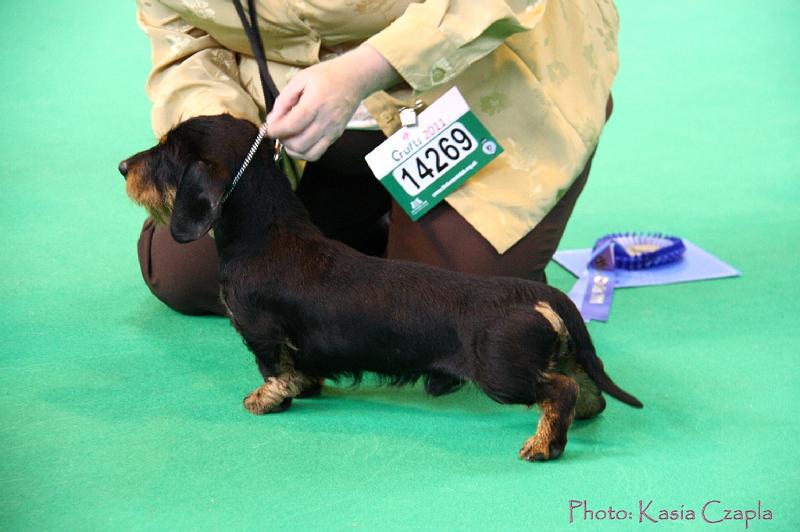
118, 160, 129, 179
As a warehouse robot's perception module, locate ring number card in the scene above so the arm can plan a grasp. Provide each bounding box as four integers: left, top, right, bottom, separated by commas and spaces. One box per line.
365, 88, 504, 221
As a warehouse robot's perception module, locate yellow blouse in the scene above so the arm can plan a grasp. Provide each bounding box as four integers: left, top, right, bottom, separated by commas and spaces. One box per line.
136, 0, 619, 253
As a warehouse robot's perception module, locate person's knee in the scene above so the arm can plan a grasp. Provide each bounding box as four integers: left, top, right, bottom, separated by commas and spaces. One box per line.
137, 218, 225, 316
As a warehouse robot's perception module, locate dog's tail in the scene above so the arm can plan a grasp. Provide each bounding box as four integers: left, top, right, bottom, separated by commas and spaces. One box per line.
553, 297, 643, 408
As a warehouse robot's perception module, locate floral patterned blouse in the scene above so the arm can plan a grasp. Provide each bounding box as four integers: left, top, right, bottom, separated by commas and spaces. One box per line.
136, 0, 619, 253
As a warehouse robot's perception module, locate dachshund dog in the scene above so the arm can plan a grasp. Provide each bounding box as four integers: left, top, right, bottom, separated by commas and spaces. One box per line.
120, 114, 642, 461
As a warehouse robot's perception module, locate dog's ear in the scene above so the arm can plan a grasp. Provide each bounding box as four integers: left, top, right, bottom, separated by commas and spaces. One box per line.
170, 160, 226, 243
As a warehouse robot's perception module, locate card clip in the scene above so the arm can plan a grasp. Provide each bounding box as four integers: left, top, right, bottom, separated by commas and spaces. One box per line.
398, 100, 426, 127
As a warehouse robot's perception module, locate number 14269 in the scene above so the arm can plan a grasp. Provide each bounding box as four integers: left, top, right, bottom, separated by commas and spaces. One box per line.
392, 121, 477, 196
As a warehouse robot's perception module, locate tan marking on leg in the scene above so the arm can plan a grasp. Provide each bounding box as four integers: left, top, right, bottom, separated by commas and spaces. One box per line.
519, 372, 578, 462
243, 369, 316, 415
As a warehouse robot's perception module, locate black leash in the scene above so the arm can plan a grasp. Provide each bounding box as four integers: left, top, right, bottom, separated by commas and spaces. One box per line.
231, 0, 279, 113
222, 0, 288, 204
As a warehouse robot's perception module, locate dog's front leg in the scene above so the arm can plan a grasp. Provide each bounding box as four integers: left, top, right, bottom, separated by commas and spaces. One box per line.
243, 369, 318, 415
251, 344, 321, 404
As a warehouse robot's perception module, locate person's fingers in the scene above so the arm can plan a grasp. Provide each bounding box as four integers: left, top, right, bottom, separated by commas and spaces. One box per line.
267, 59, 360, 160
267, 78, 303, 125
281, 123, 324, 155
303, 138, 331, 162
284, 136, 331, 162
268, 97, 319, 140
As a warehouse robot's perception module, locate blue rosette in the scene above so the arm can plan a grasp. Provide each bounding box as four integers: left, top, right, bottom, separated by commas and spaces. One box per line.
579, 232, 686, 322
593, 232, 685, 271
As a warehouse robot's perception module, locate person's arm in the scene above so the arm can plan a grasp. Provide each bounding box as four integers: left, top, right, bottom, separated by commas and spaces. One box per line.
365, 0, 542, 92
136, 0, 261, 138
266, 44, 400, 161
268, 0, 545, 160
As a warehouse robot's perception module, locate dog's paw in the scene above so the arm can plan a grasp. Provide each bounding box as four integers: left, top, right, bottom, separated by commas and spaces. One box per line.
574, 392, 606, 420
243, 388, 293, 415
297, 379, 323, 399
519, 435, 565, 462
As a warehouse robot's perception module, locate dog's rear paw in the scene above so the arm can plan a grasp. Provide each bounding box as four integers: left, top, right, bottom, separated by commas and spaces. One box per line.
574, 392, 606, 420
243, 389, 293, 415
519, 436, 565, 462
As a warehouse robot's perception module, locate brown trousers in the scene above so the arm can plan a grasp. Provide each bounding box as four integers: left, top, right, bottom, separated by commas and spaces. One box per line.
138, 94, 612, 316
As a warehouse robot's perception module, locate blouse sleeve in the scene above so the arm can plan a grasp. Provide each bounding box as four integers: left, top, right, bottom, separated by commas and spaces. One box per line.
365, 0, 546, 92
136, 0, 261, 137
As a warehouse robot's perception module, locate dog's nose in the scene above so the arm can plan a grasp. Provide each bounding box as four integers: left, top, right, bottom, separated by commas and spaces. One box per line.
118, 160, 129, 179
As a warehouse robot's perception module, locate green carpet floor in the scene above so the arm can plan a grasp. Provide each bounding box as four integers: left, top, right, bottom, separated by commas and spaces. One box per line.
1, 1, 798, 530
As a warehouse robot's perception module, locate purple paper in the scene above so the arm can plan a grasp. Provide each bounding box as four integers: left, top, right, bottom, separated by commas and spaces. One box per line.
554, 239, 740, 320
553, 240, 740, 288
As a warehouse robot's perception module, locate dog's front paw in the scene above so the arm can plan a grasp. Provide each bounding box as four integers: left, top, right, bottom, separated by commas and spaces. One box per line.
519, 435, 565, 462
297, 378, 323, 398
243, 385, 293, 415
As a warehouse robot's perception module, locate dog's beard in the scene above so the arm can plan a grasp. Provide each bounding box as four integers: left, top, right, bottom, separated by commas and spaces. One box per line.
146, 199, 174, 225
145, 188, 175, 225
126, 174, 175, 225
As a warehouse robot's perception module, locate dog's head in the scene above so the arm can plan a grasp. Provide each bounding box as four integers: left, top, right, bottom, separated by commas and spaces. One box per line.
119, 114, 258, 243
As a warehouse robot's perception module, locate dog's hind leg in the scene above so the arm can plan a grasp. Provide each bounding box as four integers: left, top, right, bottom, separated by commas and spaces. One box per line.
570, 365, 606, 420
519, 372, 578, 462
555, 357, 606, 420
536, 302, 605, 421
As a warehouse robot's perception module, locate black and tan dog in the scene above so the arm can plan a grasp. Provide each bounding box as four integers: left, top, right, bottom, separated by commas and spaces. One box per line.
120, 114, 642, 461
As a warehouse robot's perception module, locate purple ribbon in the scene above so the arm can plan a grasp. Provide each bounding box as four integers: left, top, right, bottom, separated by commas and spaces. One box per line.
571, 232, 685, 322
580, 241, 616, 322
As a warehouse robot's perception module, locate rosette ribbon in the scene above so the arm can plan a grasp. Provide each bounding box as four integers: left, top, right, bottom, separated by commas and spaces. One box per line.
576, 233, 685, 322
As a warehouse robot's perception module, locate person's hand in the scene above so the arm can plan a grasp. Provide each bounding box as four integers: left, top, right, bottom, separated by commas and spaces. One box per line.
266, 45, 400, 161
